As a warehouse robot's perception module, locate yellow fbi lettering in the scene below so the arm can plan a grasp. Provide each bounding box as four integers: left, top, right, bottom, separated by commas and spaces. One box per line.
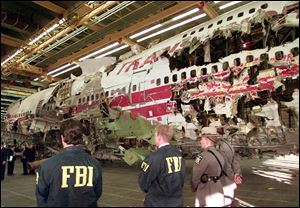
166, 156, 182, 174
141, 161, 150, 172
61, 166, 94, 188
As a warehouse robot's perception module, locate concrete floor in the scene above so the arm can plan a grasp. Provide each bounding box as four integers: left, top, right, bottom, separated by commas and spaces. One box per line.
1, 155, 299, 207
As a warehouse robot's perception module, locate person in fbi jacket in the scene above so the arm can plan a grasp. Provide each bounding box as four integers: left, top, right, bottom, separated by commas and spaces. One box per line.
138, 124, 186, 207
35, 119, 102, 207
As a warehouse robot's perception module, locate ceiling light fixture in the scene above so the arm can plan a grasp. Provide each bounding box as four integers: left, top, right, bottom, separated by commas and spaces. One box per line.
29, 18, 66, 45
52, 65, 80, 77
172, 8, 199, 21
219, 1, 242, 10
47, 63, 71, 75
137, 13, 206, 42
79, 42, 119, 61
129, 24, 163, 39
95, 45, 129, 59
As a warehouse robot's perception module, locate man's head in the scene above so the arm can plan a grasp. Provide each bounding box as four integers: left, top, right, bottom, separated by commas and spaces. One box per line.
155, 125, 173, 147
60, 119, 84, 148
198, 127, 220, 149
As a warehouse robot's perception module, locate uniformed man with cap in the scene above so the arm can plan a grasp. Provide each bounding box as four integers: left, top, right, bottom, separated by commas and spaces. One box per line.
35, 119, 102, 207
216, 131, 242, 207
191, 127, 225, 207
138, 124, 186, 207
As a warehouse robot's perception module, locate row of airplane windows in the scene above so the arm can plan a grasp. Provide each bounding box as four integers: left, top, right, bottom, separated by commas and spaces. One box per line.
182, 4, 268, 39
75, 49, 296, 104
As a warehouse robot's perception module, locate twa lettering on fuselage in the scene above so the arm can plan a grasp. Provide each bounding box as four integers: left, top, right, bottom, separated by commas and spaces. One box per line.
117, 42, 181, 75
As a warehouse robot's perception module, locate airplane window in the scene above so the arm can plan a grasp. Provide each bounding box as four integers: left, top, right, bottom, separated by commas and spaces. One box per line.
227, 16, 233, 21
217, 20, 222, 25
164, 76, 169, 84
246, 55, 254, 63
222, 62, 230, 70
190, 70, 196, 78
211, 65, 218, 73
172, 74, 178, 82
105, 91, 109, 97
100, 92, 104, 97
198, 27, 204, 32
91, 94, 94, 101
249, 8, 255, 14
260, 53, 269, 61
261, 4, 268, 9
234, 58, 241, 66
96, 94, 99, 100
83, 97, 86, 103
208, 24, 213, 29
87, 96, 90, 102
79, 98, 81, 104
183, 34, 188, 38
190, 31, 195, 35
133, 85, 137, 92
238, 12, 244, 17
201, 68, 207, 75
275, 51, 284, 60
290, 47, 299, 57
181, 72, 186, 80
156, 78, 161, 86
122, 87, 126, 93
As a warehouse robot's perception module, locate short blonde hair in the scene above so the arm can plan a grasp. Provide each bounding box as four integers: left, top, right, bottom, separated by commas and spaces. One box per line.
156, 125, 173, 142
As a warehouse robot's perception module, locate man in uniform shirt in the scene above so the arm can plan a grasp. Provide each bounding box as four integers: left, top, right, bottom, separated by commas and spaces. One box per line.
191, 127, 225, 207
36, 119, 102, 207
138, 124, 186, 207
216, 132, 242, 207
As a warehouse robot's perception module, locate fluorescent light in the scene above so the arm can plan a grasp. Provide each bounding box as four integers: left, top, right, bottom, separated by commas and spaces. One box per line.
172, 8, 199, 21
137, 13, 206, 42
29, 18, 65, 45
52, 65, 80, 77
1, 48, 23, 66
214, 1, 221, 3
34, 78, 39, 81
95, 45, 129, 59
47, 63, 71, 75
130, 24, 162, 39
219, 1, 242, 10
79, 42, 119, 61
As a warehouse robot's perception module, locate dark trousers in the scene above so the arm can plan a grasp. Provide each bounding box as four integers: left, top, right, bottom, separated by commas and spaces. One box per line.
22, 159, 28, 175
7, 161, 15, 175
1, 163, 6, 180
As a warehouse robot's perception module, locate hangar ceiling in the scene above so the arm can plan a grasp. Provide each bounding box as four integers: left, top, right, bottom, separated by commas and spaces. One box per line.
1, 1, 249, 121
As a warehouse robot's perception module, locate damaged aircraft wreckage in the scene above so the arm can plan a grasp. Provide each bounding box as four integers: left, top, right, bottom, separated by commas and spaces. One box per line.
3, 1, 299, 166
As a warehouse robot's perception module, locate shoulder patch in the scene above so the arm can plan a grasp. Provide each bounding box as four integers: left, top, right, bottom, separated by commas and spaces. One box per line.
195, 154, 203, 164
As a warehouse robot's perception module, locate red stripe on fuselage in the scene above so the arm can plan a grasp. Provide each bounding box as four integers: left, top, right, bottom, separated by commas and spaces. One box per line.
130, 102, 169, 119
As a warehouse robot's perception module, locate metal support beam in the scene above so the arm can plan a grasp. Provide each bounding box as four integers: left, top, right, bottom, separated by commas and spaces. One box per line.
15, 1, 118, 64
1, 89, 32, 97
197, 2, 219, 19
32, 1, 66, 15
1, 83, 38, 93
1, 23, 31, 35
4, 63, 44, 75
1, 98, 17, 103
1, 34, 25, 48
1, 93, 26, 98
47, 1, 199, 71
120, 37, 146, 51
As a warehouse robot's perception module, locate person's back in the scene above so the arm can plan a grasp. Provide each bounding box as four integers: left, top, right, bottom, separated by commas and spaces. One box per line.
36, 119, 102, 207
138, 125, 186, 207
36, 146, 102, 207
217, 138, 242, 206
139, 145, 185, 207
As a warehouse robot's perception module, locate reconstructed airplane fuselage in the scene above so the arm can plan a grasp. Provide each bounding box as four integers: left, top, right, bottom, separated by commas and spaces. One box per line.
5, 1, 299, 164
